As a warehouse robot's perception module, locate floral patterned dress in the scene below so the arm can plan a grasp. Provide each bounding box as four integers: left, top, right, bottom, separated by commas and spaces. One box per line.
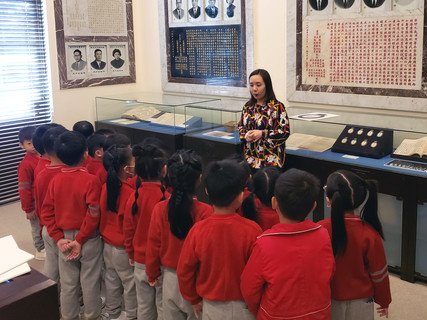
238, 100, 290, 169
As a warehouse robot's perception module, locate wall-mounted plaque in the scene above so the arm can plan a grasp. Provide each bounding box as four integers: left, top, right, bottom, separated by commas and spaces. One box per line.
54, 0, 136, 89
286, 0, 427, 112
159, 0, 254, 97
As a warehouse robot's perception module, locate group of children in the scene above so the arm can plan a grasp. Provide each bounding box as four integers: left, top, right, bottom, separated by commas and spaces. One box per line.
17, 120, 391, 320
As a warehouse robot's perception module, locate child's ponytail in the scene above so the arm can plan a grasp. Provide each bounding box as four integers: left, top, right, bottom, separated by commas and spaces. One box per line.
241, 193, 258, 223
167, 150, 202, 239
330, 191, 348, 256
361, 180, 384, 239
103, 145, 132, 213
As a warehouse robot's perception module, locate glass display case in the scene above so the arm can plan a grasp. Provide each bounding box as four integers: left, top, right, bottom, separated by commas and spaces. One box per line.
184, 98, 246, 144
95, 92, 219, 136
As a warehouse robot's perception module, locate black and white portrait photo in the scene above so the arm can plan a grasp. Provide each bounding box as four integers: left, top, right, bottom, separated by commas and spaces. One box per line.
335, 0, 355, 8
363, 0, 386, 8
110, 48, 125, 69
188, 0, 201, 19
309, 0, 328, 11
172, 0, 186, 20
71, 48, 87, 71
205, 0, 219, 19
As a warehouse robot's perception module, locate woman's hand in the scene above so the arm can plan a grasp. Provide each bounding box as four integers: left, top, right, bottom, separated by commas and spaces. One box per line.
245, 130, 264, 142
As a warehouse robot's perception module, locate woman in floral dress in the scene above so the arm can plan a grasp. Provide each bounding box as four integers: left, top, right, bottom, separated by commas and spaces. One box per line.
238, 69, 290, 169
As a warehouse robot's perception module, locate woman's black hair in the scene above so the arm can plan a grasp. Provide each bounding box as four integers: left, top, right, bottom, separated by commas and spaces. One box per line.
103, 146, 133, 213
167, 149, 202, 239
242, 167, 281, 223
325, 170, 384, 257
247, 69, 277, 107
131, 143, 168, 215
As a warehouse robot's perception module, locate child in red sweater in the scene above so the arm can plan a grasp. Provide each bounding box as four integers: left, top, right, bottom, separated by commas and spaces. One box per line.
318, 170, 391, 319
100, 145, 137, 320
42, 131, 102, 320
241, 167, 280, 230
35, 126, 67, 282
85, 133, 106, 175
241, 169, 335, 320
123, 143, 168, 320
177, 159, 262, 320
17, 125, 43, 259
146, 150, 213, 320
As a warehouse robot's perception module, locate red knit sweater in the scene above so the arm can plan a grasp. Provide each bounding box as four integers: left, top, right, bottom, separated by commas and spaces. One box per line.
177, 213, 262, 304
123, 181, 166, 263
17, 152, 40, 214
34, 164, 65, 225
145, 199, 213, 282
319, 216, 392, 308
99, 181, 134, 247
41, 167, 101, 245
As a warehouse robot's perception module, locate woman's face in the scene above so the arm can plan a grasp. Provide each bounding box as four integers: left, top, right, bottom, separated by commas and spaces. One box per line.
249, 74, 266, 103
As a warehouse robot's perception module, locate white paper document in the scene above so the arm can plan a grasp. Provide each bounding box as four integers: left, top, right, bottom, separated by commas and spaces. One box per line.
0, 235, 34, 276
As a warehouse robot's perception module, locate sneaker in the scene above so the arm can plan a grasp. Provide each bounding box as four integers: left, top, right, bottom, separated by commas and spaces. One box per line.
35, 248, 46, 261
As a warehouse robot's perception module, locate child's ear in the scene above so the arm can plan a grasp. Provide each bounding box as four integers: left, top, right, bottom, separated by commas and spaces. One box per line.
95, 148, 103, 158
161, 164, 167, 178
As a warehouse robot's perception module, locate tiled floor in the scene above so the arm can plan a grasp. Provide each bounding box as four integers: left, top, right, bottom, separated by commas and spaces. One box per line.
1, 201, 427, 319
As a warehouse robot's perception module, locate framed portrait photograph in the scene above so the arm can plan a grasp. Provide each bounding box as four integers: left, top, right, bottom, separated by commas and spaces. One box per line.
204, 0, 221, 21
88, 45, 108, 76
171, 0, 187, 22
67, 44, 88, 80
223, 0, 241, 21
188, 0, 203, 22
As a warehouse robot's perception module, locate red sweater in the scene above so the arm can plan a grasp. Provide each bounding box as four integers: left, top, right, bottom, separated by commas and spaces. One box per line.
86, 157, 104, 176
34, 164, 65, 226
319, 216, 391, 308
254, 198, 279, 231
177, 213, 262, 304
145, 199, 213, 282
41, 167, 101, 245
34, 157, 51, 180
241, 220, 335, 320
123, 181, 166, 263
99, 181, 134, 247
17, 152, 40, 214
96, 166, 107, 185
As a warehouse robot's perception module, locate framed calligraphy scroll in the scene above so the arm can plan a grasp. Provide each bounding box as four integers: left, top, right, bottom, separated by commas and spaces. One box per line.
287, 0, 427, 111
159, 0, 254, 97
54, 0, 136, 89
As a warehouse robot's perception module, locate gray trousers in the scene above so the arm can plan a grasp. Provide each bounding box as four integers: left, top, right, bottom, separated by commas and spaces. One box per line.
331, 298, 374, 320
202, 300, 255, 320
134, 262, 163, 320
29, 215, 44, 251
59, 230, 102, 320
103, 242, 137, 320
42, 226, 59, 282
162, 268, 197, 320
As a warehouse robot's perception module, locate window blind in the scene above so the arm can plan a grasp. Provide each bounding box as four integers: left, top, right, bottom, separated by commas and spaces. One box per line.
0, 0, 52, 205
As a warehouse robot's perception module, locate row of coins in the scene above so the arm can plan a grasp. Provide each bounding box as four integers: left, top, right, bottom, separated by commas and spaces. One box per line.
341, 137, 378, 148
347, 128, 384, 137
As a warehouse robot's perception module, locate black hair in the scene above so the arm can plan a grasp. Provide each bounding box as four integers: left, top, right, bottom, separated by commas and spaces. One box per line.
226, 153, 252, 182
242, 167, 281, 222
33, 123, 61, 155
205, 159, 246, 207
274, 169, 320, 222
18, 126, 36, 143
72, 121, 94, 139
55, 131, 87, 166
87, 134, 107, 158
112, 49, 122, 56
94, 49, 102, 55
103, 146, 133, 213
73, 49, 82, 56
247, 69, 277, 107
167, 150, 202, 239
325, 170, 384, 257
43, 126, 67, 155
131, 143, 168, 215
95, 128, 115, 136
103, 133, 131, 152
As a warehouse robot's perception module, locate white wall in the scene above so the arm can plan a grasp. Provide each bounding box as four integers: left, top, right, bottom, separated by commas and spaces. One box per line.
46, 0, 287, 128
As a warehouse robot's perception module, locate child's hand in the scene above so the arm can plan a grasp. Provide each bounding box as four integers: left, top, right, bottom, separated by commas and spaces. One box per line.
26, 210, 36, 220
192, 301, 203, 319
129, 258, 135, 266
66, 240, 82, 260
57, 239, 72, 253
376, 306, 389, 318
148, 276, 162, 287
